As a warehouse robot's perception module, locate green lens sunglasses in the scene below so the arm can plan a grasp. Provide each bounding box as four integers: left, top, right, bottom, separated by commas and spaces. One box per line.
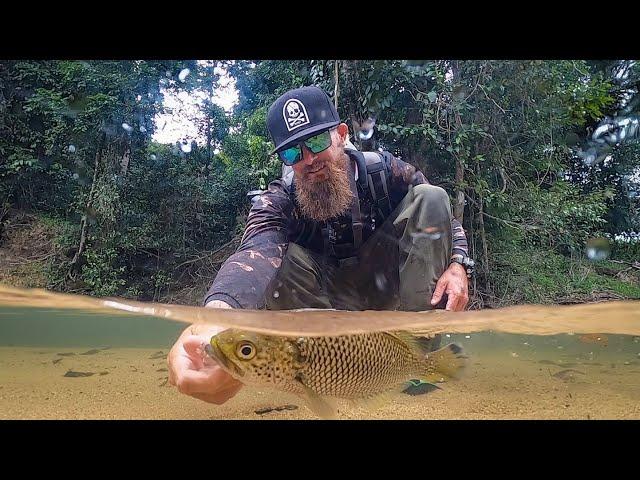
277, 129, 333, 166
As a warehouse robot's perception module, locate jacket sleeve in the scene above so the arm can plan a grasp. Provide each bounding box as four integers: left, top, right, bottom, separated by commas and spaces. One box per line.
203, 179, 293, 309
387, 154, 469, 258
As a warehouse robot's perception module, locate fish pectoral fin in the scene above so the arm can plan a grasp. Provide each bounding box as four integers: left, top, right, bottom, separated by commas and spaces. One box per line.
422, 343, 468, 382
295, 375, 338, 420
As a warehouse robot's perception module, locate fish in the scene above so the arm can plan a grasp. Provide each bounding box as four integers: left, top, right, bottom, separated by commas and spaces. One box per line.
205, 329, 467, 419
552, 369, 585, 382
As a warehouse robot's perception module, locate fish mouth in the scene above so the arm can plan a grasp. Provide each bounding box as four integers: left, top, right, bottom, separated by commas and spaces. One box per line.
205, 339, 245, 378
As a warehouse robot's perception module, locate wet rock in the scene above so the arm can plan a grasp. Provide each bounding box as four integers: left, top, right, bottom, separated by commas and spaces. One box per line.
254, 404, 298, 415
64, 370, 95, 378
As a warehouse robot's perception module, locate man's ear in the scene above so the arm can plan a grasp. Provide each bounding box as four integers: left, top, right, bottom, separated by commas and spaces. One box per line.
336, 122, 349, 143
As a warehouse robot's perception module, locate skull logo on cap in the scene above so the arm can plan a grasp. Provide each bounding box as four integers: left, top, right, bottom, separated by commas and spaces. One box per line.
283, 99, 310, 131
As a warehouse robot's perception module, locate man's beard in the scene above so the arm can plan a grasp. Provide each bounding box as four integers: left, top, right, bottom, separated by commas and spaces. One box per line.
295, 154, 353, 222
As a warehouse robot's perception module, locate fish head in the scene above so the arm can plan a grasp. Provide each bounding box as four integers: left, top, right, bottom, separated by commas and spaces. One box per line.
206, 329, 302, 385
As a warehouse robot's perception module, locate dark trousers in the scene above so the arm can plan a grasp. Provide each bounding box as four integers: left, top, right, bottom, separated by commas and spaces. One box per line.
264, 184, 452, 316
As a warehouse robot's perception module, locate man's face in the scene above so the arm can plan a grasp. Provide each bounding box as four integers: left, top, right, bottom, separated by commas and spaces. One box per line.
290, 123, 348, 183
284, 123, 353, 221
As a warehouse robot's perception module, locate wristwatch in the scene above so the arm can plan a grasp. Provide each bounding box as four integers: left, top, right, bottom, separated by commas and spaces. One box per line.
449, 254, 475, 278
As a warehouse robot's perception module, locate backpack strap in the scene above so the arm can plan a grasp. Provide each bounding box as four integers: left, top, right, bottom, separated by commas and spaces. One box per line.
282, 163, 294, 188
363, 151, 392, 218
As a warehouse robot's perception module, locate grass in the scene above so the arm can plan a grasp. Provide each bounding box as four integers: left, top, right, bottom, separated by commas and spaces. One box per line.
489, 245, 640, 306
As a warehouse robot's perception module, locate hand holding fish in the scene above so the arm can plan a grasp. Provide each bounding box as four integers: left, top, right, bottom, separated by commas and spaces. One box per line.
167, 301, 243, 404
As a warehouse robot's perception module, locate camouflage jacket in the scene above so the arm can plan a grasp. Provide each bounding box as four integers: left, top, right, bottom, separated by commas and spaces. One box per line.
204, 153, 469, 309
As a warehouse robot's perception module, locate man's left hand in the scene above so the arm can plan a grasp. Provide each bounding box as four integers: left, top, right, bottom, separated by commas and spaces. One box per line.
430, 262, 469, 311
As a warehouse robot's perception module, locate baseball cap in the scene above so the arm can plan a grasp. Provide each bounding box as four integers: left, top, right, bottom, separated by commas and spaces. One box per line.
267, 86, 341, 154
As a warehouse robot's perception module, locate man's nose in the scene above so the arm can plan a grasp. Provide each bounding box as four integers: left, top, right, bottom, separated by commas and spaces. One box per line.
300, 144, 317, 165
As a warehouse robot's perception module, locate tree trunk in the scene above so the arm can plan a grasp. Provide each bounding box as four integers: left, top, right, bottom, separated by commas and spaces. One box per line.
449, 60, 466, 223
453, 159, 465, 222
120, 145, 131, 176
477, 194, 491, 284
333, 60, 339, 110
69, 133, 105, 276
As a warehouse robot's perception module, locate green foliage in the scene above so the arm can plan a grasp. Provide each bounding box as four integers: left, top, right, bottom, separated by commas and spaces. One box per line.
81, 246, 126, 297
2, 59, 638, 306
489, 243, 640, 305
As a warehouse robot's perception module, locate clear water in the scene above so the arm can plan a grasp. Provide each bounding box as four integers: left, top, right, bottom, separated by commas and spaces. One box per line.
1, 287, 639, 420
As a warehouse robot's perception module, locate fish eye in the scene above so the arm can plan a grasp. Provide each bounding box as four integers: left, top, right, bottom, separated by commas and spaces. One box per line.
236, 342, 256, 360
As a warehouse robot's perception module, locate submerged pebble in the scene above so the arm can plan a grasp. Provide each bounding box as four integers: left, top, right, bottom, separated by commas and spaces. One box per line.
552, 369, 585, 382
64, 370, 95, 378
254, 404, 298, 415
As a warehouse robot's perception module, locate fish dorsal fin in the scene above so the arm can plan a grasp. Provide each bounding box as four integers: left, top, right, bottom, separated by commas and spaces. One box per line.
387, 331, 436, 358
295, 374, 338, 420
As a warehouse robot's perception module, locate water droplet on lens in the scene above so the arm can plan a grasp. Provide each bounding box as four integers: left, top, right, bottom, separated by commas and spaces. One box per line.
404, 60, 429, 66
68, 145, 76, 153
122, 123, 133, 133
402, 60, 429, 73
586, 237, 610, 261
358, 129, 373, 140
178, 68, 191, 82
374, 272, 388, 291
356, 117, 376, 140
411, 226, 443, 241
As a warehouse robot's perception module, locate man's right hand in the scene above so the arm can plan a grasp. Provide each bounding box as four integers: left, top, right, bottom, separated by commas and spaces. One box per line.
167, 300, 243, 404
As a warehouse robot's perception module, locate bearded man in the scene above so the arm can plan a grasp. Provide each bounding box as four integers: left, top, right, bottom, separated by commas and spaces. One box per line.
168, 86, 474, 404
